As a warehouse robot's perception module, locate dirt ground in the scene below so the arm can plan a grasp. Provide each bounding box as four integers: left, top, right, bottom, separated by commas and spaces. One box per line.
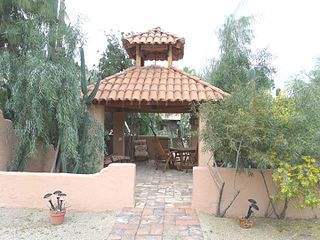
0, 208, 117, 240
199, 212, 320, 240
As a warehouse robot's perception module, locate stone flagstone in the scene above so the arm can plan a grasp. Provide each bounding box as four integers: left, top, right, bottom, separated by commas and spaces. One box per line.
107, 161, 204, 240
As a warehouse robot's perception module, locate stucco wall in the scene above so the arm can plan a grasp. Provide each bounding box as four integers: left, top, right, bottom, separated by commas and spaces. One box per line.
0, 163, 135, 211
0, 111, 17, 170
0, 111, 56, 171
192, 166, 320, 219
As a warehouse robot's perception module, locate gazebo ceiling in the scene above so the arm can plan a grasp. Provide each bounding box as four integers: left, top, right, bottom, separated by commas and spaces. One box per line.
88, 65, 229, 113
123, 27, 185, 61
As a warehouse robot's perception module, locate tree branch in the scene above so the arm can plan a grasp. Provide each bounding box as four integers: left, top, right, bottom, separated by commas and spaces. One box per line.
221, 189, 240, 217
260, 170, 281, 219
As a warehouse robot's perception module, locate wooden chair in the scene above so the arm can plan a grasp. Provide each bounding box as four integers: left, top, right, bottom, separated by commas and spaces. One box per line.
171, 137, 184, 165
172, 137, 184, 148
152, 138, 175, 172
185, 144, 198, 172
134, 139, 149, 162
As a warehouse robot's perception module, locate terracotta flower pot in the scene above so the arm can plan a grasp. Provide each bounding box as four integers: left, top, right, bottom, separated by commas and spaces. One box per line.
239, 217, 253, 229
49, 211, 66, 225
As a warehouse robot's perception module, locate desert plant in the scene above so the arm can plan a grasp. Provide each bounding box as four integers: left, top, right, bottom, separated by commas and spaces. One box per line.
72, 47, 104, 173
245, 199, 259, 218
43, 190, 67, 212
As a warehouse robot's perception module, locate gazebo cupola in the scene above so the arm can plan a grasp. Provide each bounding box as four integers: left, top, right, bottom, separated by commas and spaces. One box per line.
122, 27, 185, 67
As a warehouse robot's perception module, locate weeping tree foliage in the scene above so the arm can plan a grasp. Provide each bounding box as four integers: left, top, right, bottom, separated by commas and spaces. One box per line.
0, 0, 63, 118
0, 0, 102, 173
203, 15, 275, 92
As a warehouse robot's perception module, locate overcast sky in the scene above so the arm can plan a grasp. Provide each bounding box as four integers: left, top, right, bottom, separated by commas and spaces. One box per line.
65, 0, 320, 88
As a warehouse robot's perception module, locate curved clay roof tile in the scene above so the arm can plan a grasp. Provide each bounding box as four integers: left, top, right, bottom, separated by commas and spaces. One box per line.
87, 65, 229, 104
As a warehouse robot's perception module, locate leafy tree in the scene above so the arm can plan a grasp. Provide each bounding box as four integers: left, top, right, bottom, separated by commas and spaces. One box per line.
267, 62, 320, 218
182, 66, 199, 77
203, 15, 275, 93
200, 14, 320, 219
200, 83, 278, 169
98, 31, 133, 79
201, 66, 320, 218
0, 0, 102, 173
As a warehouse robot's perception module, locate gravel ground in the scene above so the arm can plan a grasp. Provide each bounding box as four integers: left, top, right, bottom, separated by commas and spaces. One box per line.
1, 208, 319, 240
0, 208, 117, 240
198, 212, 320, 240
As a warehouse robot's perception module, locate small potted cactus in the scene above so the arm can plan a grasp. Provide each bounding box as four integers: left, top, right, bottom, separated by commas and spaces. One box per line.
239, 199, 259, 228
43, 190, 67, 225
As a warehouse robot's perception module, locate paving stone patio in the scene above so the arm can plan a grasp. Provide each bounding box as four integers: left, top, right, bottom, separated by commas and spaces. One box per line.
108, 161, 204, 240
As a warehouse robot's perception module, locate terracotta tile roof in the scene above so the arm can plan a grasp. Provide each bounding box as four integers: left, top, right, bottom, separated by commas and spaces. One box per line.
124, 27, 184, 45
88, 65, 229, 106
123, 27, 185, 61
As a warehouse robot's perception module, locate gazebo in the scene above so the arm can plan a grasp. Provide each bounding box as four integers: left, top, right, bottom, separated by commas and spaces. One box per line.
88, 27, 228, 169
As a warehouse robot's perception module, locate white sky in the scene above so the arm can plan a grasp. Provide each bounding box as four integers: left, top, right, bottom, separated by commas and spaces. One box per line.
65, 0, 320, 88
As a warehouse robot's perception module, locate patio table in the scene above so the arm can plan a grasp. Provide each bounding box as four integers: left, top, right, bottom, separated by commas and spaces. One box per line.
169, 147, 197, 171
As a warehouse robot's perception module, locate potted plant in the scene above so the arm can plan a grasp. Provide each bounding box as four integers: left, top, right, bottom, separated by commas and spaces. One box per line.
43, 190, 67, 225
239, 199, 259, 229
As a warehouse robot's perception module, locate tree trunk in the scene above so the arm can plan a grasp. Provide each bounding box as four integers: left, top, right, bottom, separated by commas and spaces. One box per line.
216, 182, 225, 217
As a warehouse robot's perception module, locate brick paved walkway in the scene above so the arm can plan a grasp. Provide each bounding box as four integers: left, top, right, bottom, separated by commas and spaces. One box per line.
108, 161, 204, 240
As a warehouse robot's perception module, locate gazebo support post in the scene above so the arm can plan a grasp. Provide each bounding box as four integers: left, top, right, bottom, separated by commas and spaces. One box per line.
136, 45, 141, 67
198, 115, 211, 166
112, 112, 125, 156
88, 104, 105, 170
168, 45, 173, 67
190, 114, 199, 148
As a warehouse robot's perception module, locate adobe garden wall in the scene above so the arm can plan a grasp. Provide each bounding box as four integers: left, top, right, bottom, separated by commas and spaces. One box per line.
0, 111, 16, 170
0, 111, 55, 171
192, 166, 320, 219
0, 163, 135, 211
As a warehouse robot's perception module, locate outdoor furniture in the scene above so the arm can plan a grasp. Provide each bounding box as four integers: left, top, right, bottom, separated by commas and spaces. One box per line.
169, 146, 197, 172
172, 137, 184, 148
152, 138, 175, 172
171, 137, 185, 164
134, 139, 149, 162
104, 154, 131, 167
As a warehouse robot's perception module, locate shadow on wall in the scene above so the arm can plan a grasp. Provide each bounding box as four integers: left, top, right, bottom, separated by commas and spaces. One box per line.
0, 111, 55, 172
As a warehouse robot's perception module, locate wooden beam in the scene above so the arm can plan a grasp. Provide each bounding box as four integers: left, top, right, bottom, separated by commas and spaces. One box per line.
103, 102, 193, 113
141, 45, 167, 51
105, 106, 191, 113
168, 45, 173, 67
136, 45, 141, 67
